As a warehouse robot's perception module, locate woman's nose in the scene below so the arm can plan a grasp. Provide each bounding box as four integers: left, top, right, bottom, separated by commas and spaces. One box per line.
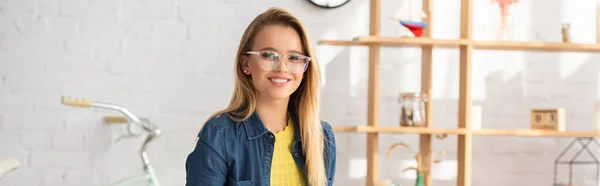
273, 58, 290, 72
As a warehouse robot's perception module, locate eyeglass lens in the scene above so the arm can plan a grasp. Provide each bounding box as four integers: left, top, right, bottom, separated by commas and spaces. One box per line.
255, 51, 308, 73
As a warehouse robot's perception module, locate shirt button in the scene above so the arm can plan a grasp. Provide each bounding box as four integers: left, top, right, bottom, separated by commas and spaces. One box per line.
294, 152, 299, 157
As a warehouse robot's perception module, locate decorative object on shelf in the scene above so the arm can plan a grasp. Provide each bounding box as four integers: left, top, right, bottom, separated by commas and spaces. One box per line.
387, 142, 447, 186
553, 137, 600, 186
307, 0, 351, 9
390, 0, 428, 37
530, 108, 566, 131
434, 133, 448, 140
561, 23, 572, 43
492, 0, 521, 40
399, 92, 428, 127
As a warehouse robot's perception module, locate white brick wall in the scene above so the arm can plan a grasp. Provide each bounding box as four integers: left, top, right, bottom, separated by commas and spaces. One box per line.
1, 0, 600, 185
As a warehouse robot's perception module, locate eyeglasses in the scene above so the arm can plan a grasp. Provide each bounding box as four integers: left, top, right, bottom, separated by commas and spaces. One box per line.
245, 50, 311, 74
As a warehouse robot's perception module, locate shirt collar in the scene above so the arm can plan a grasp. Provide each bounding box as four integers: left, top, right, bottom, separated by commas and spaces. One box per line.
242, 110, 270, 140
242, 106, 302, 143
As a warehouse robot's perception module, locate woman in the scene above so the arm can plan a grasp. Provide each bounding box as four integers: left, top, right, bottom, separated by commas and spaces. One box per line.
185, 7, 336, 186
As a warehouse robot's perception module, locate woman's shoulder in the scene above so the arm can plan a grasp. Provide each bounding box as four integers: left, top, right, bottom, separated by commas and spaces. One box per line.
319, 120, 333, 132
197, 113, 240, 139
319, 120, 336, 145
204, 113, 236, 128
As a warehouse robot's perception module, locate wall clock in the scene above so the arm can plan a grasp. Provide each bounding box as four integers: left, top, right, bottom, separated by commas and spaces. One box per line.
307, 0, 351, 9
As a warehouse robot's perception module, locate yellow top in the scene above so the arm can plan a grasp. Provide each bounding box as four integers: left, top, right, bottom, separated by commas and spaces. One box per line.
270, 118, 307, 186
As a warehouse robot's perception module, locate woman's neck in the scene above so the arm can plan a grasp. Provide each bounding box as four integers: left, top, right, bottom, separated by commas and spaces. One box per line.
255, 96, 289, 133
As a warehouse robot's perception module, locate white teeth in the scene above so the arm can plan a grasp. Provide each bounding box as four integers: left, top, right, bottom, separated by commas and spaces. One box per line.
270, 78, 289, 83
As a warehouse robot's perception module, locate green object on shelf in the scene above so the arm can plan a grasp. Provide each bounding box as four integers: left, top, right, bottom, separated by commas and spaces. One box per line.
415, 172, 424, 186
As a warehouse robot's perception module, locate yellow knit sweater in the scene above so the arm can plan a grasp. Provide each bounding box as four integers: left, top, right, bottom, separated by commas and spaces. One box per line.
270, 119, 307, 186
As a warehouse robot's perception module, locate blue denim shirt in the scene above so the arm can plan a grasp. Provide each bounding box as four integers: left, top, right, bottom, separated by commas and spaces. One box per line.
185, 110, 336, 186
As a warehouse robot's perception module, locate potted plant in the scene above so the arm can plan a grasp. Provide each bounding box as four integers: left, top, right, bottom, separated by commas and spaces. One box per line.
386, 134, 448, 186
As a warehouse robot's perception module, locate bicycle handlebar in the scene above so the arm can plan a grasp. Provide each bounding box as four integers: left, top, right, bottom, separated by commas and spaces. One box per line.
60, 96, 161, 170
61, 96, 91, 107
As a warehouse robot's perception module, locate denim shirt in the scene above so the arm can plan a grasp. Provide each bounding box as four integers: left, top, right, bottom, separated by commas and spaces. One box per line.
185, 110, 337, 186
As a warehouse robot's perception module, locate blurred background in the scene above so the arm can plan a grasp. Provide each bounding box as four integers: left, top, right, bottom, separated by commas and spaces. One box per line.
1, 0, 600, 185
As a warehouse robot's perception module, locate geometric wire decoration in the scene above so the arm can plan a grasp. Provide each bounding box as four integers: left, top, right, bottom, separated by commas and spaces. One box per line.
554, 137, 600, 186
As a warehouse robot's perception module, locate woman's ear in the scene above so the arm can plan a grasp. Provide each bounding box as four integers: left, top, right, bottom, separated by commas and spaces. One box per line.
241, 57, 251, 75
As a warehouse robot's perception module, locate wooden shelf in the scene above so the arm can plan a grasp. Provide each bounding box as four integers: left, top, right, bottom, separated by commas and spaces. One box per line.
318, 36, 600, 52
318, 36, 468, 48
473, 40, 600, 52
333, 126, 600, 137
333, 126, 467, 135
471, 129, 600, 137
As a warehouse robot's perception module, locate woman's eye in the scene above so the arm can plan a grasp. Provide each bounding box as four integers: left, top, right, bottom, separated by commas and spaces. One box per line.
261, 52, 277, 59
288, 55, 301, 62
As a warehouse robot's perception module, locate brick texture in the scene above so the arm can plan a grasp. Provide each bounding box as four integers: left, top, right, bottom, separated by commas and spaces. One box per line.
1, 0, 600, 186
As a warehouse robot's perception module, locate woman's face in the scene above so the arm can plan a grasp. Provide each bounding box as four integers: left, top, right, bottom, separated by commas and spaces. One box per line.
242, 25, 308, 101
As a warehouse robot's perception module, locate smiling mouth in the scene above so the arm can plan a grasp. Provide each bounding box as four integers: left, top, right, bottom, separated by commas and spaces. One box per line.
268, 78, 291, 83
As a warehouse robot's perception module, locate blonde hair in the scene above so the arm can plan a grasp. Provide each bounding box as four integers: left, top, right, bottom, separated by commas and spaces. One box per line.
207, 7, 327, 186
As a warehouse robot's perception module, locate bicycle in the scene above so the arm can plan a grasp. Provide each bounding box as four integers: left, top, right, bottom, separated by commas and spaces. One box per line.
61, 96, 162, 186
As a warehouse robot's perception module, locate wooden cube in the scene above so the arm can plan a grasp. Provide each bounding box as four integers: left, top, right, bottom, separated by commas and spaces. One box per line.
530, 108, 566, 131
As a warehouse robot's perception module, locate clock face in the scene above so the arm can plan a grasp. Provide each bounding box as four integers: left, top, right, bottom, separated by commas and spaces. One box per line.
308, 0, 351, 8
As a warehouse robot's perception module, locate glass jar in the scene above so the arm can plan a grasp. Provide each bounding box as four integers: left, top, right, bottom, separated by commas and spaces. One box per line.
399, 92, 428, 127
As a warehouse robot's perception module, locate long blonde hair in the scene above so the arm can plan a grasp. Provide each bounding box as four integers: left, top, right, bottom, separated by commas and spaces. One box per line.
208, 7, 327, 186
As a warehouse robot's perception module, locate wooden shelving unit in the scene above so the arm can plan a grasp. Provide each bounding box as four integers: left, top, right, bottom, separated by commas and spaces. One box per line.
319, 36, 600, 52
318, 0, 600, 186
318, 36, 469, 48
333, 126, 600, 137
